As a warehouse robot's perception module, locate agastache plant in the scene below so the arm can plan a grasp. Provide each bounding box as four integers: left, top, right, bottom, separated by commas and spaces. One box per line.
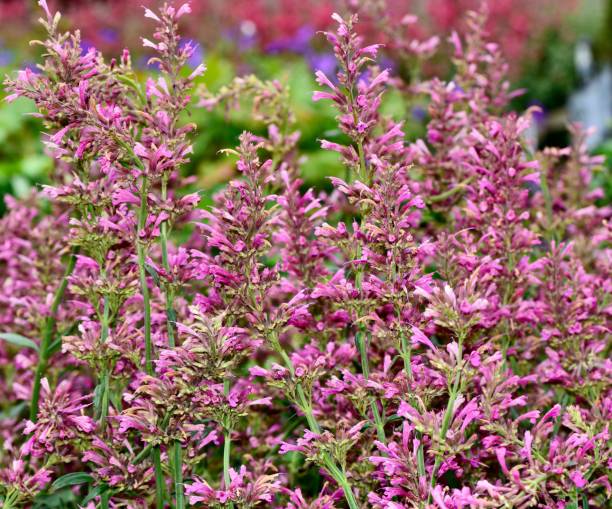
0, 2, 610, 509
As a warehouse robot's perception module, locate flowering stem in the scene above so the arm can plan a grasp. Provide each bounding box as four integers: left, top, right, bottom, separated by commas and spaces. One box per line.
346, 84, 368, 183
117, 139, 155, 373
426, 176, 474, 204
98, 371, 110, 429
277, 348, 359, 509
223, 427, 232, 486
29, 248, 78, 421
356, 139, 367, 182
398, 323, 426, 480
136, 176, 153, 376
173, 440, 185, 509
222, 378, 232, 486
222, 377, 235, 509
346, 78, 387, 445
160, 176, 176, 348
324, 461, 360, 509
356, 329, 386, 443
417, 434, 426, 482
277, 349, 318, 431
100, 490, 110, 509
133, 167, 164, 509
97, 288, 111, 429
2, 490, 18, 509
399, 328, 412, 381
354, 257, 386, 443
159, 175, 183, 507
539, 167, 556, 240
429, 332, 465, 495
152, 446, 165, 509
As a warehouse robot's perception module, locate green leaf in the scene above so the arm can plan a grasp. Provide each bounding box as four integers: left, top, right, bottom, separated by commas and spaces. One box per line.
0, 332, 39, 351
93, 383, 104, 419
582, 494, 589, 509
0, 402, 27, 420
81, 484, 109, 505
109, 390, 122, 412
145, 263, 161, 288
51, 472, 93, 491
46, 337, 62, 357
33, 488, 77, 508
115, 74, 146, 103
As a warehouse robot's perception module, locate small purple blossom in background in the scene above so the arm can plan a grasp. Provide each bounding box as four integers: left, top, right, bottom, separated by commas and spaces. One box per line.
0, 1, 610, 509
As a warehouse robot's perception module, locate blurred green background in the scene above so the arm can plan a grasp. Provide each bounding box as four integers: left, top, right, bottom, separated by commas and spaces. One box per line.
0, 0, 610, 212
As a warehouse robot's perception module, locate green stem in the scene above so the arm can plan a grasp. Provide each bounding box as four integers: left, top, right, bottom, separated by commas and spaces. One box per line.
277, 348, 359, 509
136, 177, 153, 376
30, 249, 78, 421
347, 81, 383, 445
160, 177, 176, 348
399, 324, 426, 481
429, 334, 465, 494
134, 443, 153, 464
118, 139, 165, 508
222, 378, 232, 487
295, 383, 320, 433
399, 329, 412, 381
398, 325, 426, 481
581, 492, 589, 509
540, 166, 556, 241
223, 429, 232, 487
100, 292, 110, 340
346, 85, 367, 183
356, 329, 386, 443
427, 176, 474, 204
352, 251, 385, 444
135, 175, 164, 508
356, 139, 367, 182
370, 402, 385, 442
324, 460, 360, 509
2, 490, 18, 509
100, 490, 110, 509
159, 176, 183, 508
417, 436, 426, 481
152, 446, 165, 509
222, 378, 234, 509
173, 440, 185, 509
98, 290, 111, 429
98, 371, 110, 430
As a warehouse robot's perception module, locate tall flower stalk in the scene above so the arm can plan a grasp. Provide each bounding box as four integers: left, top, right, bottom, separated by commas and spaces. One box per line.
29, 250, 78, 421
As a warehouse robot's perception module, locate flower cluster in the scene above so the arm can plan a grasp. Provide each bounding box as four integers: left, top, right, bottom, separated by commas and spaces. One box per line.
0, 2, 609, 509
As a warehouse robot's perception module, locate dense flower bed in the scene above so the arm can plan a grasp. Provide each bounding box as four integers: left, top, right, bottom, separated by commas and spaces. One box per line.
0, 1, 610, 508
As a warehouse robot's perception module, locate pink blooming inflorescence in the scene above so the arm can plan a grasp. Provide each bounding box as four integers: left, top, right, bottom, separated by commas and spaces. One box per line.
0, 1, 610, 509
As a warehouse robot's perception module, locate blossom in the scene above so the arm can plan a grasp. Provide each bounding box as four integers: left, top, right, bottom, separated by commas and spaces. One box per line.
23, 378, 95, 457
186, 465, 281, 507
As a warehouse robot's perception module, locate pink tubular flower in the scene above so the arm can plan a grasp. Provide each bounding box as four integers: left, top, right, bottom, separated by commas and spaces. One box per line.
23, 378, 95, 458
186, 465, 281, 507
